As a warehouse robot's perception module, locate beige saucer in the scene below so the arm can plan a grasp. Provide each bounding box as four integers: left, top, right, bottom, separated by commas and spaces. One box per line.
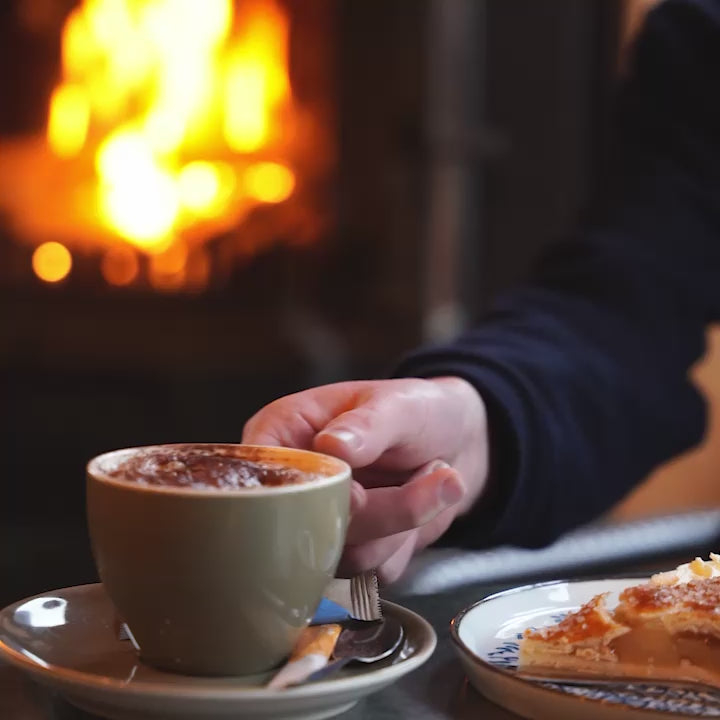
0, 584, 436, 720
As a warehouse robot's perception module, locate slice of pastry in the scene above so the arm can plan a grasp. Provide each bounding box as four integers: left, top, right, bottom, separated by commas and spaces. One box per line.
519, 593, 631, 672
518, 555, 720, 686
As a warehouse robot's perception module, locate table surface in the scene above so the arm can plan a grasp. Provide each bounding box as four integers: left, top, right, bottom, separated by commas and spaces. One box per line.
0, 556, 686, 720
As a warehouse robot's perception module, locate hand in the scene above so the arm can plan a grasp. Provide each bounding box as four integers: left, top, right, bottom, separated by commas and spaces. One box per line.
242, 377, 489, 583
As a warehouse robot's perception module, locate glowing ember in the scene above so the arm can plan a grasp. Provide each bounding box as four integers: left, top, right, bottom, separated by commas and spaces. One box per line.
0, 0, 327, 291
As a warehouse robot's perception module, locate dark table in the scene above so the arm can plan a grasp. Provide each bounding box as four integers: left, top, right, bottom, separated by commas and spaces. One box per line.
0, 555, 689, 720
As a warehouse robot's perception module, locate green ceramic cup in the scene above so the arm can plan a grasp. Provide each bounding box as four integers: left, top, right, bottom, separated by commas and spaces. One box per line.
86, 443, 351, 676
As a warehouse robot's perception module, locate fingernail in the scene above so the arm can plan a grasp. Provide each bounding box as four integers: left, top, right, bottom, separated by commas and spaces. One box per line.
439, 474, 465, 507
350, 481, 366, 511
425, 459, 450, 475
319, 428, 361, 451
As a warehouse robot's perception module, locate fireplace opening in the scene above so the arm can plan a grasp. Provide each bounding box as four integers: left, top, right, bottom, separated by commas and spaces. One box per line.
1, 1, 432, 600
1, 0, 337, 293
2, 0, 621, 604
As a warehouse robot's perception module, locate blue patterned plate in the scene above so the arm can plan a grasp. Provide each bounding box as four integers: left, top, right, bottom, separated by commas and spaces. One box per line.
450, 579, 720, 720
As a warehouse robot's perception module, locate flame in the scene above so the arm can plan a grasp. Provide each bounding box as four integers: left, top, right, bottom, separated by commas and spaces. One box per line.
6, 0, 311, 290
178, 161, 236, 217
224, 1, 289, 152
47, 84, 90, 158
244, 162, 295, 203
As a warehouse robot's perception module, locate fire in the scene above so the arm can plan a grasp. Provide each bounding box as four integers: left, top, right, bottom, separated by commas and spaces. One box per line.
47, 84, 91, 159
245, 162, 295, 203
1, 0, 320, 291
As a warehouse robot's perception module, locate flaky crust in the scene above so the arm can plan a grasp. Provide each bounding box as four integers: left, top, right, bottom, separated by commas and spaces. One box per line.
518, 556, 720, 680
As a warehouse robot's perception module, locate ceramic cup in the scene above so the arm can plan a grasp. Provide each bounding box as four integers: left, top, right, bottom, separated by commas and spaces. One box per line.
86, 443, 351, 676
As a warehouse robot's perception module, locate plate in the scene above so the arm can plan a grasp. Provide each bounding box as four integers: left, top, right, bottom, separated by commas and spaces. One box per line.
0, 583, 436, 720
451, 578, 720, 720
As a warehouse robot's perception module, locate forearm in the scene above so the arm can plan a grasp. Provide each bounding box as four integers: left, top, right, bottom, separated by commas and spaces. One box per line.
396, 268, 708, 548
396, 0, 720, 548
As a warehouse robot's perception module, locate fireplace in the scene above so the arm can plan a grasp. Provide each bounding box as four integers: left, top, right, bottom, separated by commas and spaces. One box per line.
0, 0, 436, 561
1, 0, 338, 292
1, 0, 622, 604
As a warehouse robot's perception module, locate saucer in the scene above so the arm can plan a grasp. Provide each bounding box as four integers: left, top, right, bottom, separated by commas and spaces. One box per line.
0, 583, 436, 720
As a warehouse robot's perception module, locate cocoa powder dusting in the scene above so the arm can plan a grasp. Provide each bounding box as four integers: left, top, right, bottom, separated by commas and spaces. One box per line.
106, 447, 319, 489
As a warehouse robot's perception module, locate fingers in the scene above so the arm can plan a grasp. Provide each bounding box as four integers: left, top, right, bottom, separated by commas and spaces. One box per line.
244, 378, 470, 480
377, 534, 419, 585
344, 461, 464, 545
339, 507, 459, 582
241, 398, 317, 449
242, 383, 363, 448
338, 461, 466, 582
311, 380, 447, 469
349, 480, 367, 516
312, 406, 414, 468
242, 377, 484, 587
338, 531, 413, 578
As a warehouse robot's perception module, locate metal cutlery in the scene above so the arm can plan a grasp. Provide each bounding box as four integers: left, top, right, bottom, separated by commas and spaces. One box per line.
307, 616, 405, 682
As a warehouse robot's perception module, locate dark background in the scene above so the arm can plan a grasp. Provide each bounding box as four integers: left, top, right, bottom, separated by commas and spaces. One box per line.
0, 0, 623, 606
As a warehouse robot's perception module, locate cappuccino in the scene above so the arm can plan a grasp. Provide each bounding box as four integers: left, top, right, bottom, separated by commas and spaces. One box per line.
105, 445, 319, 490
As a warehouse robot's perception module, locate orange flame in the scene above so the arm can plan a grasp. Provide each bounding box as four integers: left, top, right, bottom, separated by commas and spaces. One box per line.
2, 0, 312, 291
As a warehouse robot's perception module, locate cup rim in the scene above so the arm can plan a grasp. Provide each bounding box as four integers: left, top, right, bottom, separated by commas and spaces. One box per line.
86, 443, 351, 497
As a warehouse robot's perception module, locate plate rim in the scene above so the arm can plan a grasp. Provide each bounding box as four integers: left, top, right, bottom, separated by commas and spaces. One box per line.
0, 583, 437, 703
449, 577, 655, 707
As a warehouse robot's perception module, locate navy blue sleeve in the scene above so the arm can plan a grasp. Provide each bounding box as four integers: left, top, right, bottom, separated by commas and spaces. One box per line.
394, 0, 720, 548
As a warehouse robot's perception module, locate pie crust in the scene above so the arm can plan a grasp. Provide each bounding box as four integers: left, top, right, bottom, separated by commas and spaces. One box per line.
518, 556, 720, 685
